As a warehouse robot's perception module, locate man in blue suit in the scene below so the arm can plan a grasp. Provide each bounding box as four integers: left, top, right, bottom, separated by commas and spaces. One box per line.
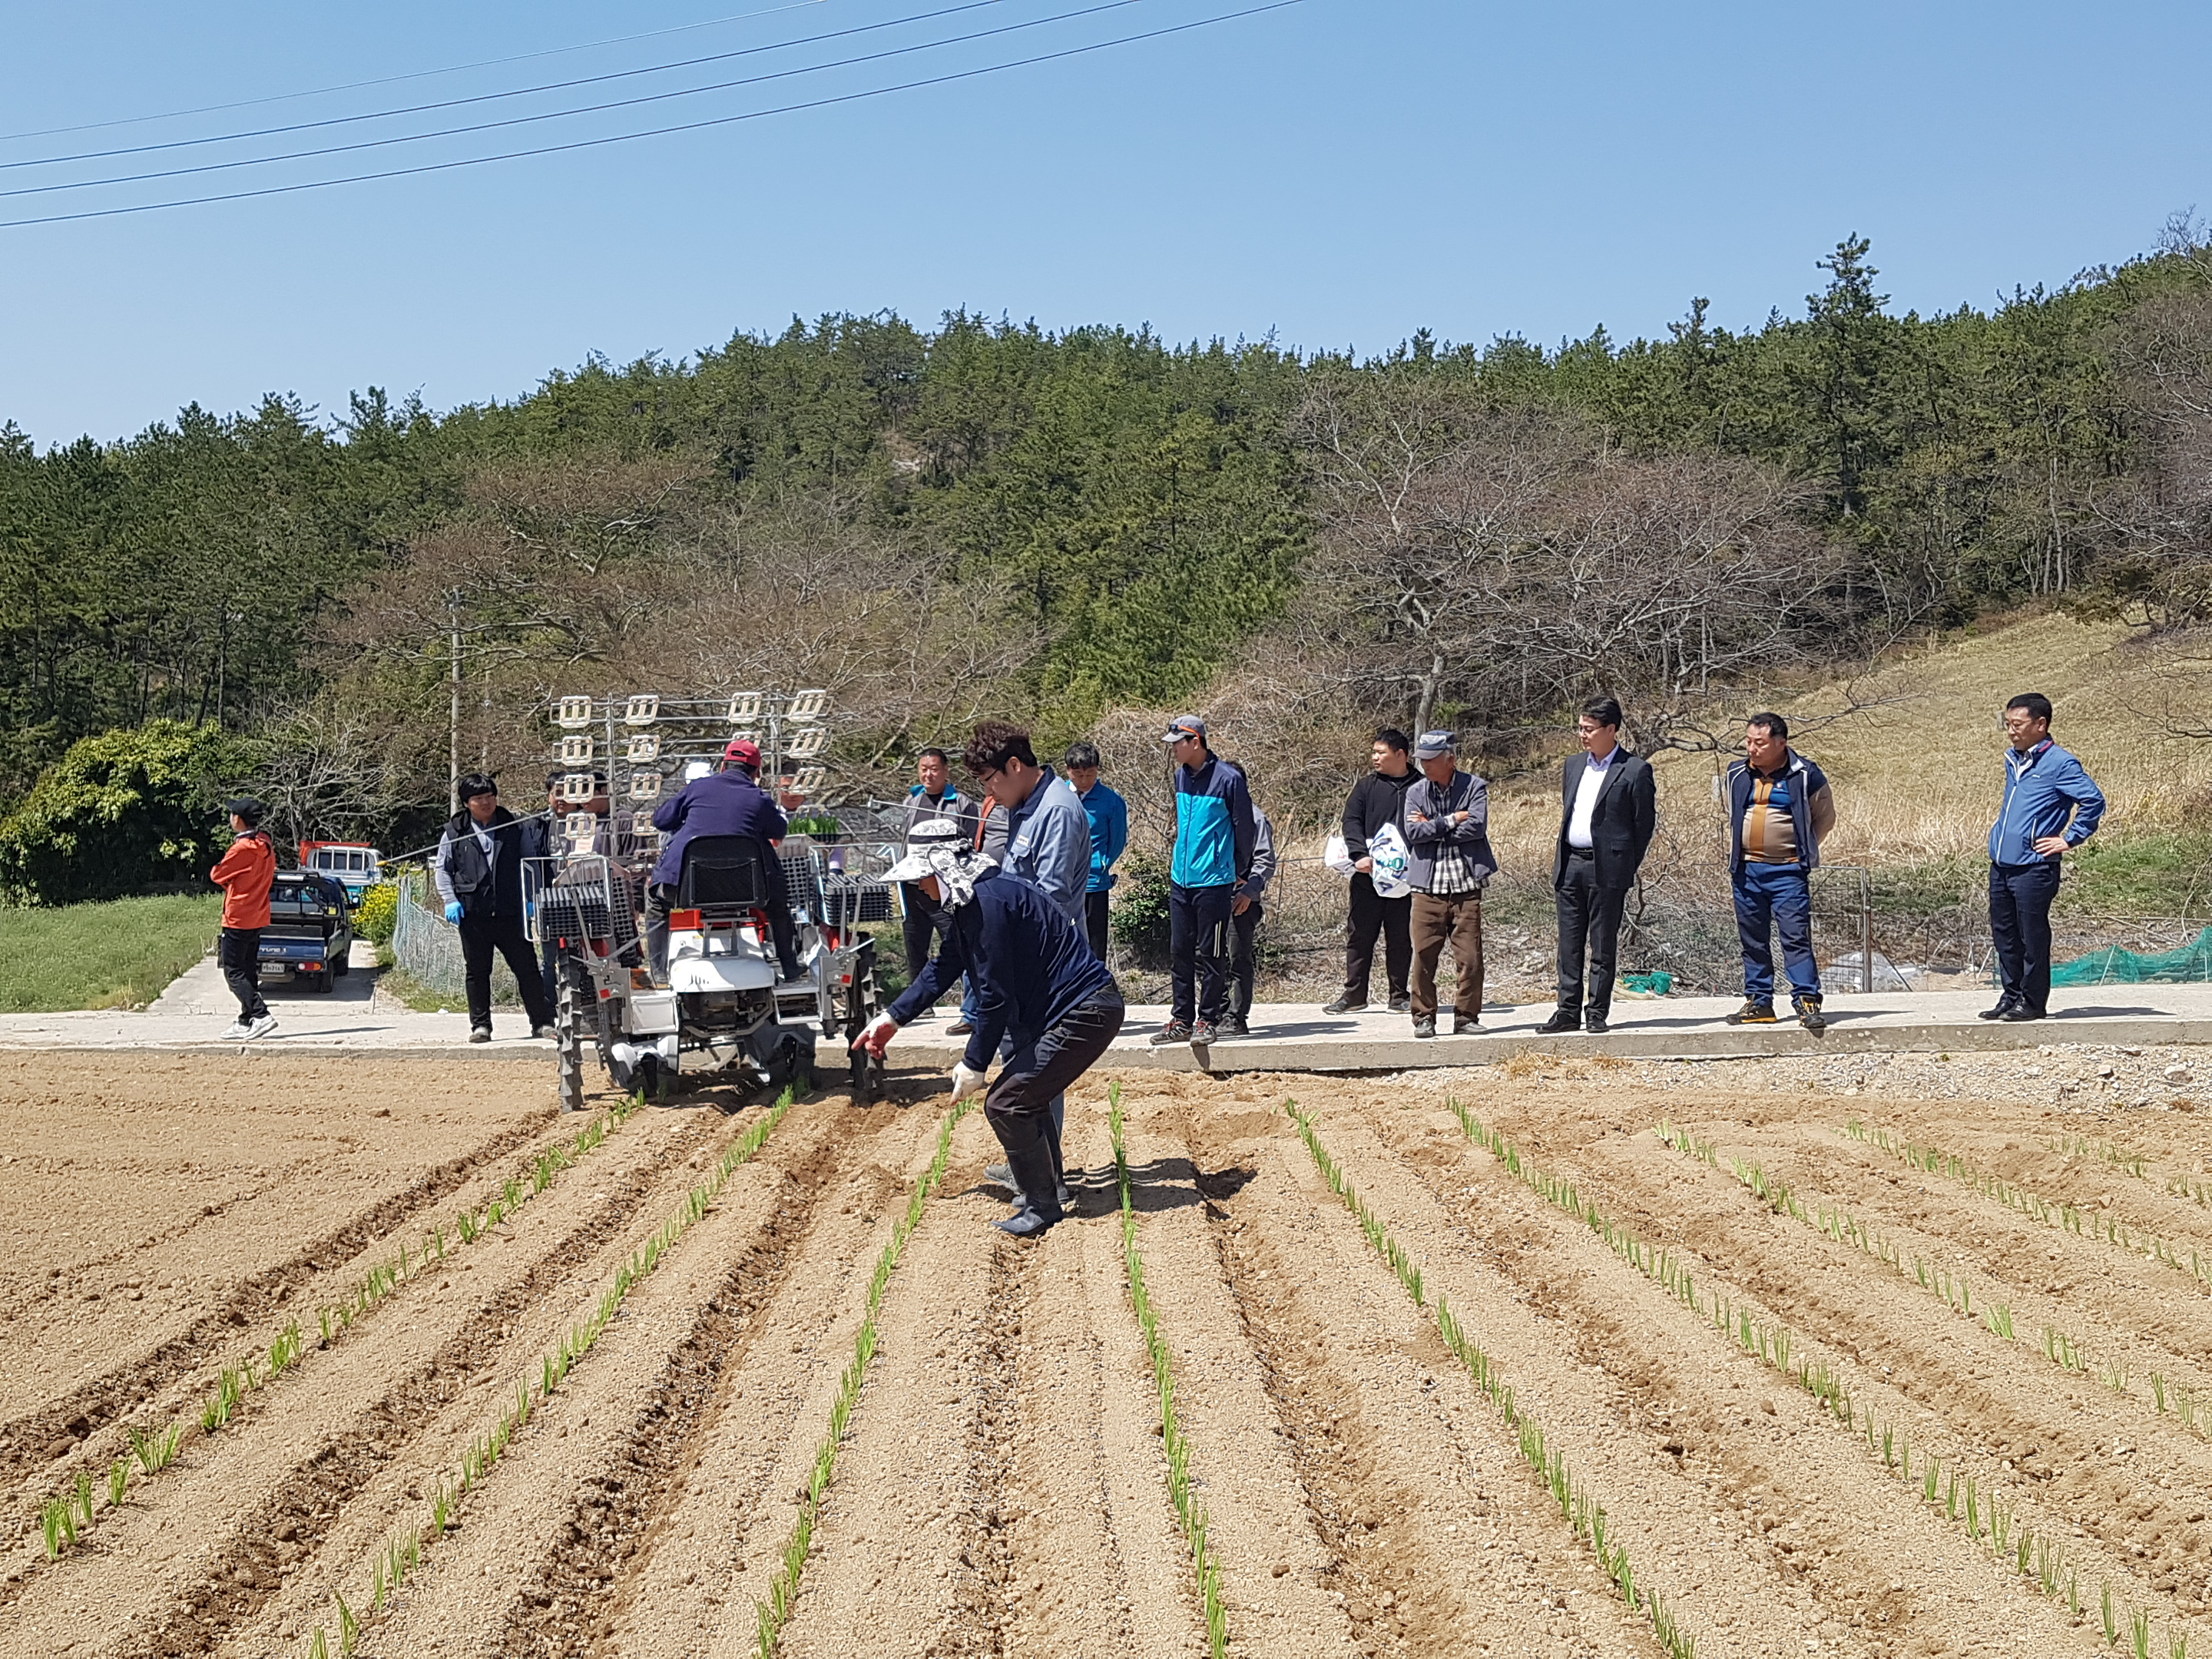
1983, 693, 2105, 1022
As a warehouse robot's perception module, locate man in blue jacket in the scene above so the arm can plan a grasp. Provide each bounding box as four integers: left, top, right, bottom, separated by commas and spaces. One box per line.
1153, 715, 1255, 1048
645, 738, 800, 984
1722, 714, 1837, 1032
1065, 740, 1128, 962
854, 818, 1125, 1237
1984, 694, 2106, 1022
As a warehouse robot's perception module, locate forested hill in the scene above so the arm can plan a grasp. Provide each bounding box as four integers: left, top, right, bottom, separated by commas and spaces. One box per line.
2, 230, 2207, 869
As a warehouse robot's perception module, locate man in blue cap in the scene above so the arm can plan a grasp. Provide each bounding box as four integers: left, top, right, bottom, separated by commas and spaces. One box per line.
853, 817, 1124, 1237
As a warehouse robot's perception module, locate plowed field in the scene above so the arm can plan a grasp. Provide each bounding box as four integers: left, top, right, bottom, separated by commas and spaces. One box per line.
7, 1046, 2212, 1659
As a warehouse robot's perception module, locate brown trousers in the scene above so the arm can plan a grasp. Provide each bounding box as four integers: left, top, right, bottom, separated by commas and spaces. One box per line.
1410, 890, 1484, 1020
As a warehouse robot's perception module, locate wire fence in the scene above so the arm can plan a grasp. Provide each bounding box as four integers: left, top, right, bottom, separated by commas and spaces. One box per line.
390, 870, 523, 1007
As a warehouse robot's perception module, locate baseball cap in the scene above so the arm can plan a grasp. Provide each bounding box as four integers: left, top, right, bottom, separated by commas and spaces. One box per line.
224, 796, 267, 827
724, 737, 763, 770
883, 816, 975, 883
1162, 715, 1207, 744
1413, 730, 1456, 760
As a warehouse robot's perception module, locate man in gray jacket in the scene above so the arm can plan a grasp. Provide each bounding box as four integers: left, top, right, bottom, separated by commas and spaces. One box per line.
965, 720, 1091, 924
1402, 731, 1498, 1038
964, 719, 1095, 1210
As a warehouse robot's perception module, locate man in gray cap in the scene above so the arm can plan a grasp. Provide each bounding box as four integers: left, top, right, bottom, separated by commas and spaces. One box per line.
1402, 731, 1496, 1038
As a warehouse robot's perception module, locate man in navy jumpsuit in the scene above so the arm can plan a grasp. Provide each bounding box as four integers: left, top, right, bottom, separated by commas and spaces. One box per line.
854, 817, 1125, 1236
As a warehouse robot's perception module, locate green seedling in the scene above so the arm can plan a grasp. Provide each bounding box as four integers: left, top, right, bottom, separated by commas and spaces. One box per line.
2135, 1609, 2153, 1659
2102, 1359, 2131, 1395
107, 1457, 128, 1509
2103, 1581, 2118, 1647
309, 1631, 329, 1659
41, 1498, 69, 1558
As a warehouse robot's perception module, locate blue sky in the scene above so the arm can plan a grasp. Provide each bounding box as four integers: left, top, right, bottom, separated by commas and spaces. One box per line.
2, 0, 2207, 444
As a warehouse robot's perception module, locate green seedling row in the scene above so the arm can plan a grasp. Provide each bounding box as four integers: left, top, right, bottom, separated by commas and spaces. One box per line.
24, 1092, 646, 1562
2048, 1135, 2150, 1181
1294, 1101, 1700, 1659
1477, 1119, 2185, 1659
1666, 1125, 2165, 1415
753, 1094, 973, 1657
1108, 1083, 1230, 1659
1840, 1121, 2212, 1295
297, 1081, 801, 1659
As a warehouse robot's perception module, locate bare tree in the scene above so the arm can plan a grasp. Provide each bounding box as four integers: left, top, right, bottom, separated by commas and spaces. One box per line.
1289, 373, 1863, 754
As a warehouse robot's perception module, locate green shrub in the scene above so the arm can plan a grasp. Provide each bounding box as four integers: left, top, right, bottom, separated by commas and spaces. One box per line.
355, 882, 399, 945
0, 721, 255, 906
1111, 849, 1173, 970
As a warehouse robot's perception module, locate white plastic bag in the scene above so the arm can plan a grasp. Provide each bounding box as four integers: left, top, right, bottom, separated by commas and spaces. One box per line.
1323, 832, 1357, 879
1367, 822, 1413, 899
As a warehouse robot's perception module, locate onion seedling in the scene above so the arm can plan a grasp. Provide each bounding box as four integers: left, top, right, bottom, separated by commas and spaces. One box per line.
107, 1458, 128, 1509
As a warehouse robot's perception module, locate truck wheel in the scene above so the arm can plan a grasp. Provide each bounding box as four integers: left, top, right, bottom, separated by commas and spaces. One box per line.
317, 964, 336, 993
332, 949, 351, 979
555, 959, 589, 1114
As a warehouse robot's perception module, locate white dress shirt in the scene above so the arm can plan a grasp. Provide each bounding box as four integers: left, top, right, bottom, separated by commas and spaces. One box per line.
1566, 747, 1618, 849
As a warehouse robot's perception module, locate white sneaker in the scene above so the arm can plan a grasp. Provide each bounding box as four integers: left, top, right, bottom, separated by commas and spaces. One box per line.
219, 1021, 252, 1040
247, 1015, 279, 1039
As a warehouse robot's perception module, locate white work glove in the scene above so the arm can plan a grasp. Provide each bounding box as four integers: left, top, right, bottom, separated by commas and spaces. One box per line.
950, 1061, 987, 1101
852, 1013, 899, 1058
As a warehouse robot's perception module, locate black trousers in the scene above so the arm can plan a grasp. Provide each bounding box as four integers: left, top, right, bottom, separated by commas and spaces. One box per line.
1344, 873, 1411, 1003
1989, 860, 2061, 1015
459, 913, 555, 1032
1085, 889, 1112, 962
218, 926, 269, 1022
1231, 900, 1263, 1019
1555, 854, 1630, 1018
901, 882, 944, 1009
1169, 882, 1236, 1025
985, 989, 1127, 1225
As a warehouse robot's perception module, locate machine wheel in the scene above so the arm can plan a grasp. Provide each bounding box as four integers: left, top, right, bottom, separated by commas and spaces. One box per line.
747, 1024, 816, 1095
555, 958, 590, 1114
841, 939, 883, 1104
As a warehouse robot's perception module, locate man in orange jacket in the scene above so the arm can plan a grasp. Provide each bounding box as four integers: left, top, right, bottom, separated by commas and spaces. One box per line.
210, 796, 278, 1040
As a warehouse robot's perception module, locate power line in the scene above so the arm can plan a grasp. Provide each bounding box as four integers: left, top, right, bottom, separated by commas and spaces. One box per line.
1, 0, 1007, 174
0, 0, 1139, 203
0, 2, 834, 146
0, 2, 1297, 230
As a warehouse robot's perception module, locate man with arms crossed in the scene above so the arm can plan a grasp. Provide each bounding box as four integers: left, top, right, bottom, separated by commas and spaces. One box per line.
1540, 698, 1655, 1036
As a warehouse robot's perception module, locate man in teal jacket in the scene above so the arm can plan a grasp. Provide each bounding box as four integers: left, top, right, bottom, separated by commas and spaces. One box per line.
1065, 740, 1127, 961
1152, 715, 1255, 1048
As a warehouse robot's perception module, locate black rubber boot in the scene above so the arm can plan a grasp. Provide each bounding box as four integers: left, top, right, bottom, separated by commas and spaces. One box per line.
991, 1114, 1064, 1235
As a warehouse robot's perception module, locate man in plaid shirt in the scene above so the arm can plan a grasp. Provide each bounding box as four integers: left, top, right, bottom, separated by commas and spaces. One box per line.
1402, 730, 1498, 1038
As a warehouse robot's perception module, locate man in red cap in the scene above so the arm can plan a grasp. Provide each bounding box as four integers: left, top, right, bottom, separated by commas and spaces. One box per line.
644, 737, 800, 982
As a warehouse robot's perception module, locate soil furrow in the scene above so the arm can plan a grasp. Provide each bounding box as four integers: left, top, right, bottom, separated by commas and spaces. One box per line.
348, 1100, 945, 1659
945, 1235, 1031, 1655
1105, 1091, 1357, 1659
495, 1115, 862, 1657
1356, 1092, 2121, 1657
1582, 1123, 2212, 1621
0, 1104, 559, 1493
33, 1108, 729, 1657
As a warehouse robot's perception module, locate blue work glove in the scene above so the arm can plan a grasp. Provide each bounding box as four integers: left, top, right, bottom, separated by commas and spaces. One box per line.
443, 902, 464, 924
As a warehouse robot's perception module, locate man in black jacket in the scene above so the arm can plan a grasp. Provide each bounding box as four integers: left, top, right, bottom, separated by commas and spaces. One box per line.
433, 773, 558, 1042
1540, 698, 1656, 1036
1326, 729, 1417, 1015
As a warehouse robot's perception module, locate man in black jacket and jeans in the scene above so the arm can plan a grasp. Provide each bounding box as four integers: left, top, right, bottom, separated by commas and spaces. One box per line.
1327, 729, 1417, 1015
1540, 698, 1656, 1037
433, 773, 558, 1043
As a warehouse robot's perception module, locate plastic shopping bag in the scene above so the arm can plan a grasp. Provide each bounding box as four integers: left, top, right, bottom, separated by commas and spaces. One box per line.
1367, 822, 1413, 899
1323, 832, 1358, 879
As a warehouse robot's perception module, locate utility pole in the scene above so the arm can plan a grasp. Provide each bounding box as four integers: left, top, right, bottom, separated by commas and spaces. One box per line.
448, 588, 462, 814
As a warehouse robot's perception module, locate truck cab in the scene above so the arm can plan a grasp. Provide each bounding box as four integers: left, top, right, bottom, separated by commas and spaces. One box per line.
300, 842, 382, 908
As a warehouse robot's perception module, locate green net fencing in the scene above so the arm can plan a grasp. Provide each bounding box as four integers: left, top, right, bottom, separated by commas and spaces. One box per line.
2051, 927, 2212, 987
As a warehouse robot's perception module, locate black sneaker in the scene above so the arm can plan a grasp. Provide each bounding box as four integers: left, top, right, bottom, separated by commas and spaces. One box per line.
1322, 994, 1366, 1015
1795, 997, 1826, 1033
1412, 1015, 1437, 1039
1450, 1015, 1480, 1035
1220, 1014, 1249, 1038
469, 1026, 492, 1045
1724, 999, 1778, 1026
1536, 1009, 1580, 1035
1386, 995, 1411, 1014
1151, 1019, 1192, 1045
1191, 1020, 1218, 1047
1584, 1013, 1609, 1035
